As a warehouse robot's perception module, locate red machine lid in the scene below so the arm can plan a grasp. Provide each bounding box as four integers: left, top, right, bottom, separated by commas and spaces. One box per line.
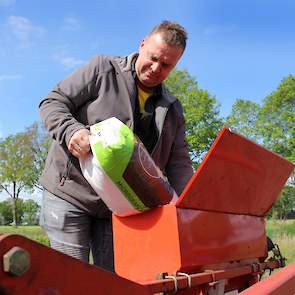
176, 128, 294, 216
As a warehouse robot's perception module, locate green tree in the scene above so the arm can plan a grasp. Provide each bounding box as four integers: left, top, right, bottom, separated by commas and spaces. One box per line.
21, 199, 40, 225
258, 75, 295, 162
165, 69, 223, 167
269, 186, 295, 219
0, 122, 49, 225
225, 99, 261, 141
0, 200, 13, 225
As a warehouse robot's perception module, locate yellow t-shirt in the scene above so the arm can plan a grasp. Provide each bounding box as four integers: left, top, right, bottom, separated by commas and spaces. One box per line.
137, 85, 152, 118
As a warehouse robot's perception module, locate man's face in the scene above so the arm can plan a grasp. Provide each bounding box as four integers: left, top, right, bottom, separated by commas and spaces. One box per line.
135, 33, 183, 88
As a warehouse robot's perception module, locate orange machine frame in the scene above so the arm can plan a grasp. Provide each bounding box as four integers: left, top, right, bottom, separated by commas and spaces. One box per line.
113, 128, 294, 284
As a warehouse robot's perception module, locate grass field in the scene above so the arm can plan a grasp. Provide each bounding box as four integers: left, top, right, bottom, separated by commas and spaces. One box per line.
265, 219, 295, 264
0, 225, 50, 246
1, 219, 294, 264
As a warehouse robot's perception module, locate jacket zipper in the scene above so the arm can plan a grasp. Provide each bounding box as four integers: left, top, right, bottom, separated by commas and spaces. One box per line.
60, 155, 73, 186
151, 108, 169, 157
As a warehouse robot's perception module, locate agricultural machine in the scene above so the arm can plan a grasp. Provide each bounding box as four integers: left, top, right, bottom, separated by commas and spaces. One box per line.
0, 128, 294, 294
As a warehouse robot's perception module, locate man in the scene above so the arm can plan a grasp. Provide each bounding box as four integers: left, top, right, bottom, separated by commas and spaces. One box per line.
39, 20, 193, 271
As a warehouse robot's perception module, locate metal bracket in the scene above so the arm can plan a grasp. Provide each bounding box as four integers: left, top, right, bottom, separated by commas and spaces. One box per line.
177, 272, 192, 289
273, 243, 286, 267
204, 269, 217, 283
251, 262, 262, 274
165, 275, 178, 293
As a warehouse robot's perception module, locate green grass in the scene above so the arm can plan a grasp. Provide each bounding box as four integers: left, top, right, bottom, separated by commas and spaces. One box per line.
266, 219, 295, 264
0, 225, 50, 246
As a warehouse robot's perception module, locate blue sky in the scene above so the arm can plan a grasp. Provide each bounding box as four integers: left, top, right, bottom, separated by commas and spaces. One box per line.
0, 0, 295, 140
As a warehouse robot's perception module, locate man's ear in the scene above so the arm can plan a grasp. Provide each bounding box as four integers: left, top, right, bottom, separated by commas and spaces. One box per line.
139, 39, 145, 50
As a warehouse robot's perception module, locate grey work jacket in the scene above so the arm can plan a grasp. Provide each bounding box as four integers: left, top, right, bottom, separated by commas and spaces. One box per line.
39, 53, 193, 217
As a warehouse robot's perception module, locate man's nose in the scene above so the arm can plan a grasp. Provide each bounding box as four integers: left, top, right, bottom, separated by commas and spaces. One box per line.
151, 62, 161, 74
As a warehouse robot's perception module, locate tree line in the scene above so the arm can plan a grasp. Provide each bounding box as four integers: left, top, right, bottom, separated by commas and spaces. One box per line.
0, 198, 40, 225
0, 71, 294, 224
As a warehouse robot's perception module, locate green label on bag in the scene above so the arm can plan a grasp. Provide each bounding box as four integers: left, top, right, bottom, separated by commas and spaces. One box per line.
91, 119, 147, 211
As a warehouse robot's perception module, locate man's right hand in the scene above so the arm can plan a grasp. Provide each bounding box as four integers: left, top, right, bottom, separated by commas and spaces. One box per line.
68, 129, 90, 158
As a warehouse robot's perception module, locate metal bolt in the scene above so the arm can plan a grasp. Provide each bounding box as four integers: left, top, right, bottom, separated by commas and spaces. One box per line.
3, 246, 30, 276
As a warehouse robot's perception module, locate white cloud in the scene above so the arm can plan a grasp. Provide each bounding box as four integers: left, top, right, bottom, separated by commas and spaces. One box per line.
7, 15, 45, 47
0, 0, 15, 6
62, 17, 83, 31
204, 24, 238, 36
53, 50, 86, 69
0, 74, 22, 81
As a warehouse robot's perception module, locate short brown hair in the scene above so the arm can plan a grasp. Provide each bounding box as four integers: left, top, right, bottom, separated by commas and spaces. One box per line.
149, 20, 187, 50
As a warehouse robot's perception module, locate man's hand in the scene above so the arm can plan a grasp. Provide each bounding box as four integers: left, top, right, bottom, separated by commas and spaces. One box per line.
68, 129, 90, 158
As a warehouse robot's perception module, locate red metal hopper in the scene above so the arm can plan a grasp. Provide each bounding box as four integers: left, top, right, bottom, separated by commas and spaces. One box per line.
113, 128, 294, 283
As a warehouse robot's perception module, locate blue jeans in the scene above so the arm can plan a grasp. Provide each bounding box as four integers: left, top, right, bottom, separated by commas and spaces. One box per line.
40, 190, 114, 272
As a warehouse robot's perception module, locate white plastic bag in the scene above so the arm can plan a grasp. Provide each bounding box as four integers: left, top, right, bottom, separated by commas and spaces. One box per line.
80, 117, 175, 216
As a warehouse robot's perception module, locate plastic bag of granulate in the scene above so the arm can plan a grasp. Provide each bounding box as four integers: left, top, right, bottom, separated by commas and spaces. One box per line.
80, 117, 176, 216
